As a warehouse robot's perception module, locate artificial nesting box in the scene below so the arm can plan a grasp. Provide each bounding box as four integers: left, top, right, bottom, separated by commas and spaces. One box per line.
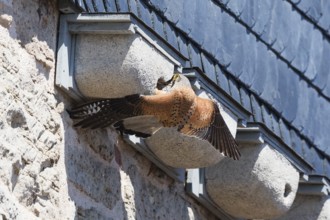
74, 34, 174, 98
205, 127, 300, 219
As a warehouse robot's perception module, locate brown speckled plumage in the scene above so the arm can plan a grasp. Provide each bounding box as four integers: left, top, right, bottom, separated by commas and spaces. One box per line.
68, 87, 240, 160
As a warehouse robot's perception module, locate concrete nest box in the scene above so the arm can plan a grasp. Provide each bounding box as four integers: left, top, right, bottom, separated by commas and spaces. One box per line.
56, 14, 186, 99
75, 34, 174, 98
56, 14, 236, 168
205, 125, 303, 219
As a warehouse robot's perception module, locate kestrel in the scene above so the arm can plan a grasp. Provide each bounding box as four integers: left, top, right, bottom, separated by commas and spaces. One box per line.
68, 74, 240, 160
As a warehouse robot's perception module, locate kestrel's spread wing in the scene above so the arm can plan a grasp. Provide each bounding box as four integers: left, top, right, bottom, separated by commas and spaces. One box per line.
68, 87, 240, 160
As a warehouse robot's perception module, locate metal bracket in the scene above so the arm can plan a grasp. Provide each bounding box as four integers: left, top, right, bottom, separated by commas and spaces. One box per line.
236, 123, 314, 174
298, 174, 330, 196
186, 168, 242, 220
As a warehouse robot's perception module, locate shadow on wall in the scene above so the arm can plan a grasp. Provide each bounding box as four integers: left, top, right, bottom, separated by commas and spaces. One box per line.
63, 117, 129, 219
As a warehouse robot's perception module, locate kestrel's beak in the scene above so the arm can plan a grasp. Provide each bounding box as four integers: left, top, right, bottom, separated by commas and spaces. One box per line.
170, 72, 181, 87
156, 73, 181, 90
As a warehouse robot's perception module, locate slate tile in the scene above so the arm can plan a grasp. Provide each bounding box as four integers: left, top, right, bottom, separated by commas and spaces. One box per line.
318, 1, 330, 32
250, 95, 262, 122
177, 33, 189, 59
163, 21, 179, 50
147, 0, 233, 67
277, 65, 299, 123
146, 0, 168, 13
259, 51, 280, 108
300, 139, 309, 161
235, 34, 257, 88
294, 0, 311, 13
115, 0, 129, 12
249, 43, 269, 97
303, 145, 318, 173
151, 12, 166, 39
226, 31, 246, 79
324, 78, 330, 102
298, 0, 323, 22
161, 1, 186, 25
239, 87, 252, 113
289, 21, 312, 74
298, 92, 318, 146
271, 113, 281, 138
84, 0, 95, 12
104, 0, 118, 12
217, 12, 246, 72
290, 129, 303, 156
325, 158, 330, 178
206, 3, 245, 64
127, 0, 138, 15
136, 0, 152, 27
313, 41, 330, 91
279, 119, 292, 147
265, 1, 287, 53
325, 148, 330, 161
169, 1, 197, 38
311, 97, 330, 156
215, 64, 230, 95
301, 140, 325, 175
258, 1, 277, 46
92, 0, 106, 12
188, 1, 215, 46
187, 43, 202, 69
292, 80, 311, 133
261, 104, 273, 130
304, 30, 324, 81
237, 0, 256, 28
201, 53, 217, 83
226, 0, 247, 17
270, 1, 302, 62
250, 0, 274, 36
228, 77, 241, 104
312, 151, 325, 174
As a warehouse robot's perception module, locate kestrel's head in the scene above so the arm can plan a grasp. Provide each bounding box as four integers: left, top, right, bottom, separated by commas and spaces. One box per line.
156, 72, 181, 90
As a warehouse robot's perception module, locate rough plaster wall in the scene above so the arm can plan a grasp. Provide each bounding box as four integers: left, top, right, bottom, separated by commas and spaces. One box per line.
0, 0, 217, 219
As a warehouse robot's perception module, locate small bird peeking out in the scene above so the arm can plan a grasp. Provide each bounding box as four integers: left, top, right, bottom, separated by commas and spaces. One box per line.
67, 73, 240, 160
156, 72, 181, 90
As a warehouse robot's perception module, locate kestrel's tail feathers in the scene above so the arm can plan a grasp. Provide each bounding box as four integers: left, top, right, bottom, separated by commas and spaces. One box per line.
67, 94, 143, 129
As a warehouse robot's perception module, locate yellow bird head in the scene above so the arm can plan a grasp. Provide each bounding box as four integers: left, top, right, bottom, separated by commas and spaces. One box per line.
156, 72, 182, 90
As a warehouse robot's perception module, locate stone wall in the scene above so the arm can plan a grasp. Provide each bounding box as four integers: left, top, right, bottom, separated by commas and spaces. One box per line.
0, 1, 216, 219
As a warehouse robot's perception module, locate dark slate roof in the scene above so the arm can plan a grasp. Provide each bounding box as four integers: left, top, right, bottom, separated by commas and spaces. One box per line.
64, 0, 330, 178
